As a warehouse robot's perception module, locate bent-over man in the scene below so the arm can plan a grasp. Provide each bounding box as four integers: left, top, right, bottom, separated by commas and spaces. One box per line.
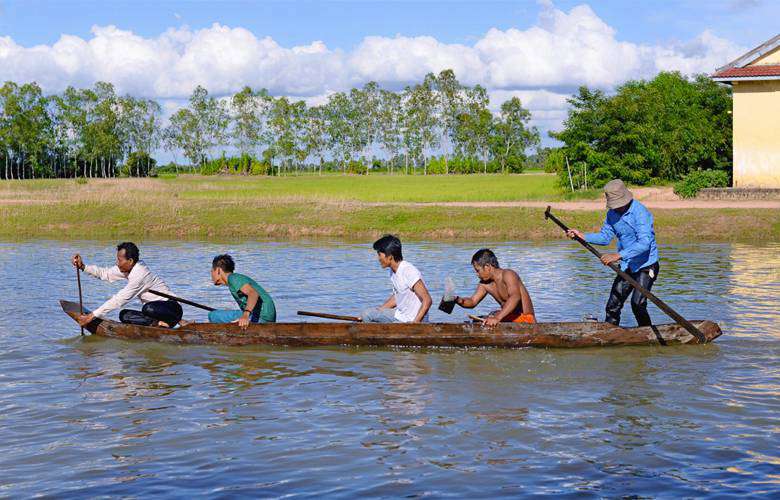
207, 254, 276, 330
453, 248, 535, 326
71, 242, 182, 328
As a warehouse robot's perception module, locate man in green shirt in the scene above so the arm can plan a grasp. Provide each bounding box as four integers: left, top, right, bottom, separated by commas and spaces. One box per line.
208, 254, 276, 329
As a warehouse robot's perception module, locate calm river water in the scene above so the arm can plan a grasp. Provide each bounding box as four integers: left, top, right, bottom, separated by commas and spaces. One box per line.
0, 241, 778, 497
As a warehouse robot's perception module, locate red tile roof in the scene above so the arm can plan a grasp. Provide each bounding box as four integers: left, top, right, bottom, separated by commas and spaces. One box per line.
713, 64, 780, 79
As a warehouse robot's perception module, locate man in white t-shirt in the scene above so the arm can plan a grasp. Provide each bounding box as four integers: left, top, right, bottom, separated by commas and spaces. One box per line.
360, 234, 432, 323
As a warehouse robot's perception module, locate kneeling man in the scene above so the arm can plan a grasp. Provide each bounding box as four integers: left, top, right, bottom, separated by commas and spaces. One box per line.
71, 242, 182, 328
453, 248, 535, 326
361, 234, 432, 323
207, 254, 276, 329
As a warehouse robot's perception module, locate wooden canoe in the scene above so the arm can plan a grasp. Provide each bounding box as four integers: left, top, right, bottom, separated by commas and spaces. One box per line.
60, 300, 722, 348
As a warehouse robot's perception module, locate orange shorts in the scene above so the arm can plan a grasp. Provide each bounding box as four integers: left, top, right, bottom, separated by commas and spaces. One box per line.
504, 312, 536, 324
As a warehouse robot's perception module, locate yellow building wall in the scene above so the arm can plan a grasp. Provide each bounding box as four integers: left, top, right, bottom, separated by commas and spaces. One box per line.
732, 80, 780, 188
750, 46, 780, 65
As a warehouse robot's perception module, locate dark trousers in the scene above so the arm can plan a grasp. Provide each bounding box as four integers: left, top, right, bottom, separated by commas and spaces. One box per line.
605, 262, 659, 327
120, 300, 183, 327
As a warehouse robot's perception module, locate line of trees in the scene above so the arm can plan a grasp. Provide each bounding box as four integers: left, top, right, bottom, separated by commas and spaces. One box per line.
0, 81, 162, 179
0, 70, 541, 179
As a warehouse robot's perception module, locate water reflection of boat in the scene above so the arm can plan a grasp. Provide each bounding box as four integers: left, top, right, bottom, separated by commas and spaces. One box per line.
61, 300, 721, 348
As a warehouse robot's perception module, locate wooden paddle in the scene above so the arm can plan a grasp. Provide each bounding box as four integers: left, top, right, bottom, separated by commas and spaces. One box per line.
76, 265, 84, 336
148, 289, 215, 312
544, 206, 706, 343
467, 313, 486, 323
297, 311, 362, 322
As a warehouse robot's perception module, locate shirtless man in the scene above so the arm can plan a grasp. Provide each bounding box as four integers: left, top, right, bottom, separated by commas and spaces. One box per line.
452, 248, 535, 326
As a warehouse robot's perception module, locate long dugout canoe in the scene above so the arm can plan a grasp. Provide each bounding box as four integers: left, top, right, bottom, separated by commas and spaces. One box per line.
61, 300, 722, 348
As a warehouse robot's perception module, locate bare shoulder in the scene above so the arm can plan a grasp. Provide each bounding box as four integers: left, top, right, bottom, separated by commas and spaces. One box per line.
502, 268, 522, 283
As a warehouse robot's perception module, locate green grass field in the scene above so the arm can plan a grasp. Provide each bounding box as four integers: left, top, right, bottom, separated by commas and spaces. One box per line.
169, 172, 600, 203
1, 174, 778, 242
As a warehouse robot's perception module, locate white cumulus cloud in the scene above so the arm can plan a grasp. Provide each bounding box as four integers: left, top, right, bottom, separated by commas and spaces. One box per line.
0, 2, 745, 141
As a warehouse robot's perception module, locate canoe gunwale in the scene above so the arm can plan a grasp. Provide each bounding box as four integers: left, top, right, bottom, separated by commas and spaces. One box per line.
59, 300, 721, 348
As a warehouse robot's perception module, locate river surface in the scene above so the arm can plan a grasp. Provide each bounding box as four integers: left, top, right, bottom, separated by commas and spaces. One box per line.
0, 241, 778, 497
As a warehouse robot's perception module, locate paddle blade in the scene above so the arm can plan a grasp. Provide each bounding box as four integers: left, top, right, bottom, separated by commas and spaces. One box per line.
438, 276, 457, 314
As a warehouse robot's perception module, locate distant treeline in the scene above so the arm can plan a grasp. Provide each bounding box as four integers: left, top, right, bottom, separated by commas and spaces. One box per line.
0, 70, 541, 179
541, 71, 733, 190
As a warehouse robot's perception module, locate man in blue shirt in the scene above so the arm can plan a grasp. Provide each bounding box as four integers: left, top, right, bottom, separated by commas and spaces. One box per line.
566, 179, 659, 326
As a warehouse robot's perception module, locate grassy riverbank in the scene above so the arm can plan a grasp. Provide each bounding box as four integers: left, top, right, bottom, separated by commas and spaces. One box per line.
0, 171, 586, 203
2, 175, 778, 242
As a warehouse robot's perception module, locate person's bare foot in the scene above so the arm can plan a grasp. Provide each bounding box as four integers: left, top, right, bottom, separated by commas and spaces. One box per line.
156, 320, 172, 328
178, 319, 193, 328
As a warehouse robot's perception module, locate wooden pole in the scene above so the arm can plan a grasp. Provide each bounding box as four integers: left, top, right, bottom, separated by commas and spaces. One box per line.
544, 206, 706, 343
565, 156, 574, 192
76, 266, 84, 336
147, 290, 215, 312
584, 163, 588, 190
297, 311, 362, 322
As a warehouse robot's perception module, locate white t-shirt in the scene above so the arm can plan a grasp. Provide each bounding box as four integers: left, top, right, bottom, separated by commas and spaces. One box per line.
390, 261, 426, 322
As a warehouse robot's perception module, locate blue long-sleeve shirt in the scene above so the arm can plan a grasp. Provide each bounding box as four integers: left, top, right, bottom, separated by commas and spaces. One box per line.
584, 200, 659, 272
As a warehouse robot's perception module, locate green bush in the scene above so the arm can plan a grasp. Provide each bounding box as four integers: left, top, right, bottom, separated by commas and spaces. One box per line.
200, 154, 276, 176
199, 158, 224, 175
502, 155, 525, 173
673, 169, 730, 198
346, 159, 368, 175
556, 143, 654, 191
122, 152, 157, 177
250, 160, 274, 176
156, 162, 195, 174
449, 156, 487, 174
427, 156, 447, 174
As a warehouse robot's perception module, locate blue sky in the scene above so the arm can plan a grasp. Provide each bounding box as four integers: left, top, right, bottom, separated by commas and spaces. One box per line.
0, 0, 776, 151
2, 0, 777, 50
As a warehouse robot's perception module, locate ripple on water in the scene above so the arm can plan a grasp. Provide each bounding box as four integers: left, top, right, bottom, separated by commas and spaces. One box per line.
0, 241, 778, 496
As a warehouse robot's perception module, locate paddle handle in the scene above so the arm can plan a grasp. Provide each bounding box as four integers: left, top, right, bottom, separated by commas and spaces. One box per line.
467, 314, 485, 323
148, 289, 215, 312
76, 266, 84, 336
544, 206, 706, 343
298, 311, 362, 322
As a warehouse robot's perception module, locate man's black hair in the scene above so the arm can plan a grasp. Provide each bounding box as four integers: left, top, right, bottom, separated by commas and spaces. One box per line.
373, 234, 403, 261
212, 254, 236, 273
471, 248, 499, 268
116, 242, 140, 263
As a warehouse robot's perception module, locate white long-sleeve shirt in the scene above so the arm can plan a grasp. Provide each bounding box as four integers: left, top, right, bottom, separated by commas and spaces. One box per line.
84, 260, 174, 319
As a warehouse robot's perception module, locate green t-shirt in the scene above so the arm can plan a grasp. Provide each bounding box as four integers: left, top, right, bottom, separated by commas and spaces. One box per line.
227, 273, 277, 323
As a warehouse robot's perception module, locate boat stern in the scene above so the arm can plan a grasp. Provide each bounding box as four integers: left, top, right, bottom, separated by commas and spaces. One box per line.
698, 320, 723, 343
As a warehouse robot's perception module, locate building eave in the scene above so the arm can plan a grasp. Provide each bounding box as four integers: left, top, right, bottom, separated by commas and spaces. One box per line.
712, 75, 780, 83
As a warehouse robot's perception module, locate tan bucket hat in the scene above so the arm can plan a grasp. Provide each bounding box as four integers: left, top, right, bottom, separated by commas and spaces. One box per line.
604, 179, 633, 209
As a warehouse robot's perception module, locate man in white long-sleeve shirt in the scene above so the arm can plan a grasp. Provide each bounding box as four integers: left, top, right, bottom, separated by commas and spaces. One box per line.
71, 242, 182, 328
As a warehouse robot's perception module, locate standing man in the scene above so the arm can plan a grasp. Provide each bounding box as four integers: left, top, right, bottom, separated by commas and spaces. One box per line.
361, 234, 432, 323
565, 179, 659, 326
71, 242, 182, 328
